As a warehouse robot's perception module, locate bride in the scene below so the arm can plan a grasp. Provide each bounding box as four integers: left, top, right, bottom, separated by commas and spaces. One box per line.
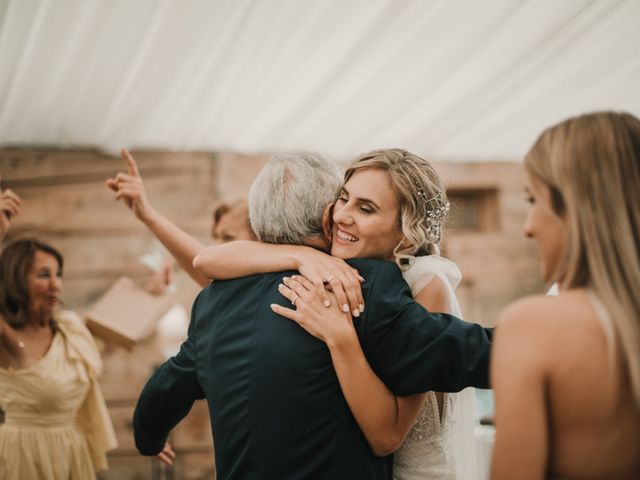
194, 148, 479, 479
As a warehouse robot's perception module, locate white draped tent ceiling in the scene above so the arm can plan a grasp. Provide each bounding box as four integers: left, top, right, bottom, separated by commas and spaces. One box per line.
0, 0, 639, 161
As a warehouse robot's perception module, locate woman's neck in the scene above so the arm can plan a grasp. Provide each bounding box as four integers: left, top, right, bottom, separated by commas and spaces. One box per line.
28, 308, 53, 330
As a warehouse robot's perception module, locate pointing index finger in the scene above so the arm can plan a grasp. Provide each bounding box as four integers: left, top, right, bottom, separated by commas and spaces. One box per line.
121, 148, 140, 177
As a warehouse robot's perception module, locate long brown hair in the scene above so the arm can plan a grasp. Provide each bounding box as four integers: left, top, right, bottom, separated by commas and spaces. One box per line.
0, 238, 63, 328
524, 111, 640, 405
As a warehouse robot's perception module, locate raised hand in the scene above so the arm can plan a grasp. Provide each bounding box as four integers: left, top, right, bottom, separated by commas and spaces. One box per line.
105, 149, 153, 221
0, 175, 22, 239
271, 274, 355, 345
294, 248, 365, 317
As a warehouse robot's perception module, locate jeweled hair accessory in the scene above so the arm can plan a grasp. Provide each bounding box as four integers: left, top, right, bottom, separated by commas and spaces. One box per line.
422, 191, 450, 244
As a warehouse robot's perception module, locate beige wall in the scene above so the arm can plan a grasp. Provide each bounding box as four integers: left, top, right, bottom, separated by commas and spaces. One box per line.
436, 161, 544, 326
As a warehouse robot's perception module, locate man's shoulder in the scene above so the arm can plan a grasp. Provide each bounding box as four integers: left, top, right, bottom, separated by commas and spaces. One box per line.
345, 258, 403, 283
195, 269, 298, 311
203, 269, 298, 292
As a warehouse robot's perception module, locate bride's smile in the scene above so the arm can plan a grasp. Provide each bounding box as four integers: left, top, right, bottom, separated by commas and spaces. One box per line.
331, 168, 404, 262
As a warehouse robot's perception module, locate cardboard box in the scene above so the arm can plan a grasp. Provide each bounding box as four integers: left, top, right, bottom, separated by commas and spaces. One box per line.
86, 276, 171, 349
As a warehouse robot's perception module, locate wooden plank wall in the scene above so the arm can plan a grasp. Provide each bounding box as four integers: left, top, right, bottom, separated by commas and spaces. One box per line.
1, 148, 222, 479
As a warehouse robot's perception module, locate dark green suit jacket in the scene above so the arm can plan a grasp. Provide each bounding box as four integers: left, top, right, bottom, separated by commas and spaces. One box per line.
134, 259, 492, 479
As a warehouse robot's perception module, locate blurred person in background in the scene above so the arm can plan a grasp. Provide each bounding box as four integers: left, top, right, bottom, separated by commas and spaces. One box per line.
106, 149, 255, 290
0, 186, 176, 476
0, 237, 119, 479
490, 111, 640, 479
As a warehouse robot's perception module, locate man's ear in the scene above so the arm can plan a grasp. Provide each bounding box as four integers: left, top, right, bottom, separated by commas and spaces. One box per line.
321, 202, 335, 243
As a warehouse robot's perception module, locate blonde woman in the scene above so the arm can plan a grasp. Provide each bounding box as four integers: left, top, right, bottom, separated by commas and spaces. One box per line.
194, 149, 480, 479
491, 112, 640, 478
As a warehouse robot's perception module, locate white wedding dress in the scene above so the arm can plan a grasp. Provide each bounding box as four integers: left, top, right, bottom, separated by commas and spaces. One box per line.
394, 255, 479, 480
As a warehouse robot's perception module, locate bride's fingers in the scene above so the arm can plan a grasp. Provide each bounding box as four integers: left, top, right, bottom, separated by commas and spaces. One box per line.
282, 276, 311, 297
277, 283, 299, 305
289, 275, 315, 291
345, 269, 365, 313
325, 275, 353, 315
335, 268, 362, 316
282, 277, 315, 308
291, 274, 332, 308
270, 303, 301, 323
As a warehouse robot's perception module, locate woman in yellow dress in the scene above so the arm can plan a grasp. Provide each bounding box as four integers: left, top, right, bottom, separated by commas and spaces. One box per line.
0, 238, 118, 479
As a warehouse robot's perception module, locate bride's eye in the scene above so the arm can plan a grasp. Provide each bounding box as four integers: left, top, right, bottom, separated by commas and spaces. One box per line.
359, 206, 374, 214
336, 195, 348, 204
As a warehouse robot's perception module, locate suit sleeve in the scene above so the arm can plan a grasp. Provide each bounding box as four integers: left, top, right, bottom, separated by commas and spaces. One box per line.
360, 261, 493, 395
133, 292, 206, 455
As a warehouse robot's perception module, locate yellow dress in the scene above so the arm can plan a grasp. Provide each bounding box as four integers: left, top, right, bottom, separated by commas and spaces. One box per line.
0, 310, 117, 479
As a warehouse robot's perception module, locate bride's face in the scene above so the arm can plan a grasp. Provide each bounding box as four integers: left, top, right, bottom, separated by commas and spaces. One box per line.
331, 168, 404, 261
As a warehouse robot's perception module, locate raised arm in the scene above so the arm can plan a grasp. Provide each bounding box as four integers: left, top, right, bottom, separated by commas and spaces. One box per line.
194, 241, 365, 315
193, 240, 303, 279
106, 149, 208, 287
271, 274, 452, 456
0, 176, 21, 241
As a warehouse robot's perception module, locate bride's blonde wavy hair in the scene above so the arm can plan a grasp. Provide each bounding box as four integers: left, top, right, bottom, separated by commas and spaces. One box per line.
344, 148, 449, 271
524, 111, 640, 406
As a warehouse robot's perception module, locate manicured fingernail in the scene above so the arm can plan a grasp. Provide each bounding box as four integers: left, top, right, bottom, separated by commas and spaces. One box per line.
352, 309, 360, 317
323, 300, 331, 307
282, 276, 290, 282
270, 304, 277, 309
342, 304, 349, 313
359, 304, 365, 313
278, 284, 284, 290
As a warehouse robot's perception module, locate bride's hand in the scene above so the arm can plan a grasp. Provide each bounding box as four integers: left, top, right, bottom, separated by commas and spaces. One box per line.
271, 275, 355, 345
294, 248, 365, 317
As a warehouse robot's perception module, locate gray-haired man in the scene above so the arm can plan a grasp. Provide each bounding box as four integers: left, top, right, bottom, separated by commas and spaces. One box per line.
133, 151, 492, 479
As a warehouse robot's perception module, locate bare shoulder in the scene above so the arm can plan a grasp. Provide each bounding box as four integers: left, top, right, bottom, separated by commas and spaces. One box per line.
499, 291, 593, 331
414, 275, 449, 313
494, 295, 565, 371
497, 295, 558, 336
495, 290, 598, 366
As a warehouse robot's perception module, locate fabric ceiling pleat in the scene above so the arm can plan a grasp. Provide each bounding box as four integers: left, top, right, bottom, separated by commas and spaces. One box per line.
0, 0, 638, 161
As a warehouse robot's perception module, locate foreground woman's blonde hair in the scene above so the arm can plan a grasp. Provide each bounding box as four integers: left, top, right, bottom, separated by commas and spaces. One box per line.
524, 111, 640, 405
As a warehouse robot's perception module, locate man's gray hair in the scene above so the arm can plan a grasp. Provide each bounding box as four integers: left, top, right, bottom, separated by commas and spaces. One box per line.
248, 150, 342, 245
